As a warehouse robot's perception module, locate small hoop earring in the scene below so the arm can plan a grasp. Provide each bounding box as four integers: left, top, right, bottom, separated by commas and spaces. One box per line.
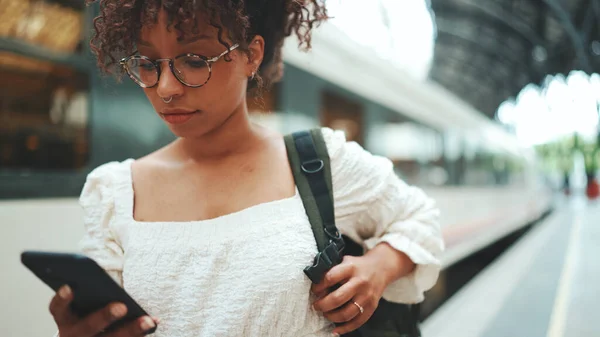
162, 96, 173, 104
250, 71, 256, 80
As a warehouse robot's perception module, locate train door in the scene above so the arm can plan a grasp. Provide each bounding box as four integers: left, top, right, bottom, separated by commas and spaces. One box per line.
320, 91, 364, 146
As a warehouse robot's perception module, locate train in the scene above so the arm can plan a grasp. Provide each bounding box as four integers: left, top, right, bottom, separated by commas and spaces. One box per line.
0, 2, 553, 336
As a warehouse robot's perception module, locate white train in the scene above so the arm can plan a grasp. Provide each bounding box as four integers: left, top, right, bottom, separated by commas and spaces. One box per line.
0, 12, 552, 337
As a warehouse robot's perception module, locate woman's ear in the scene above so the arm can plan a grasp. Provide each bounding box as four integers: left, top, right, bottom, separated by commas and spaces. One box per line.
247, 36, 265, 78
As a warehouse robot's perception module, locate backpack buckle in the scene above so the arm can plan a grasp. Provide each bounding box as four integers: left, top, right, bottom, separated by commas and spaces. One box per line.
304, 240, 343, 284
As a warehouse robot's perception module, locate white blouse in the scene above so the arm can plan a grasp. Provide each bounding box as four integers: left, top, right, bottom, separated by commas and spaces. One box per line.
71, 127, 443, 337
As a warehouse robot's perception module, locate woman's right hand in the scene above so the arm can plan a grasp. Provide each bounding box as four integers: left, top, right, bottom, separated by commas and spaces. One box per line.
50, 285, 157, 337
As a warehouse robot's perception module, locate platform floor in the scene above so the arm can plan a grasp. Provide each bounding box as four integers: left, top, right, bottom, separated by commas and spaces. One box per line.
422, 196, 600, 337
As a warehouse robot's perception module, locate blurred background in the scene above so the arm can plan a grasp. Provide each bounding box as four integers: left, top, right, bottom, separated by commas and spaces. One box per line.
1, 0, 599, 336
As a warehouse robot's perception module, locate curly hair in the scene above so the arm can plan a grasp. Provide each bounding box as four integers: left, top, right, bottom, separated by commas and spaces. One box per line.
85, 0, 328, 92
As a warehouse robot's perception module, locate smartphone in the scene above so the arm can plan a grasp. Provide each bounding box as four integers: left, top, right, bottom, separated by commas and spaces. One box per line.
21, 251, 157, 334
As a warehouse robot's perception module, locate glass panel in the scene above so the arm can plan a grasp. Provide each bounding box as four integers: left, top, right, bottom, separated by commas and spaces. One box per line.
375, 122, 445, 186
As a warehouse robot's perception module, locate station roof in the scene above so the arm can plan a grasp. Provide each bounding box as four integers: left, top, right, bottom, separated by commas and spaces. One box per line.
429, 0, 600, 118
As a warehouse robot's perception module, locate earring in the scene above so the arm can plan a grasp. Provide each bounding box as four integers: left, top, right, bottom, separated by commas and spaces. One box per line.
251, 71, 256, 80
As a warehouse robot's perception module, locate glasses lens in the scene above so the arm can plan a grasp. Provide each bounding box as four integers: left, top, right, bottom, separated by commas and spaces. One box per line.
174, 55, 210, 86
125, 58, 158, 87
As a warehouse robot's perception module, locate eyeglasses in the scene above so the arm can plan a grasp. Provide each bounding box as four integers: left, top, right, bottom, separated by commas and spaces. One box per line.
119, 43, 239, 88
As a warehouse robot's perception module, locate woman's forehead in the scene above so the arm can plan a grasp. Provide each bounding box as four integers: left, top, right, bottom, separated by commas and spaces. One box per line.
139, 9, 219, 41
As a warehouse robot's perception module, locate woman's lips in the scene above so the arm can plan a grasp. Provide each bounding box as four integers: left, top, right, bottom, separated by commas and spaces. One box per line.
159, 109, 199, 125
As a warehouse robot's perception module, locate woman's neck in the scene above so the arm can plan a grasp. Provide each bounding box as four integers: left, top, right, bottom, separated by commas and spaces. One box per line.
175, 105, 266, 162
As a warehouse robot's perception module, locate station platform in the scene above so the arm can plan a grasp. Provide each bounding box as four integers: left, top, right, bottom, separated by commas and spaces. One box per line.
422, 196, 599, 337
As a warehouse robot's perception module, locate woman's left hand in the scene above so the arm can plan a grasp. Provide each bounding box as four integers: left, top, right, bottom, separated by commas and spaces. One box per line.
310, 243, 415, 336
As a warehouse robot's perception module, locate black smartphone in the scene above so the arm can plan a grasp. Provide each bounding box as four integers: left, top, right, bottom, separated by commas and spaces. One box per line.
21, 251, 157, 334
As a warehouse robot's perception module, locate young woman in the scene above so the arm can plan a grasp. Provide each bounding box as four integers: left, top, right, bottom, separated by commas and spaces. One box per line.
48, 1, 444, 336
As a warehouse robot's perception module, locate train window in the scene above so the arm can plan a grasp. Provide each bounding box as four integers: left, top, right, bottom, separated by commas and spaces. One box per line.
0, 0, 89, 172
0, 52, 89, 171
369, 120, 445, 186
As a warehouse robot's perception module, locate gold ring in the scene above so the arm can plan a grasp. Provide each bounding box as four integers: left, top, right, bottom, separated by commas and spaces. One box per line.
353, 301, 364, 314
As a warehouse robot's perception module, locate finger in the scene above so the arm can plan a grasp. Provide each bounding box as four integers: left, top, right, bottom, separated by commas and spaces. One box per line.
311, 281, 339, 298
312, 258, 356, 294
332, 297, 376, 336
49, 285, 76, 325
313, 279, 359, 313
332, 312, 370, 336
70, 302, 127, 337
323, 299, 362, 323
310, 285, 329, 300
310, 284, 327, 299
106, 316, 156, 337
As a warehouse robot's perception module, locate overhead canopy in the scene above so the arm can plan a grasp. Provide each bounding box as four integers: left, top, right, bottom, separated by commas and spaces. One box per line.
430, 0, 600, 119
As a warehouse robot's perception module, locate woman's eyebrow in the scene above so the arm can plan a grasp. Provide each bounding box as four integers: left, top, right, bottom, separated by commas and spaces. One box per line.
178, 34, 213, 44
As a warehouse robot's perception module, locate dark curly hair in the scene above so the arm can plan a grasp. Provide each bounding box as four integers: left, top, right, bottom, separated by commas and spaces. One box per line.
85, 0, 328, 92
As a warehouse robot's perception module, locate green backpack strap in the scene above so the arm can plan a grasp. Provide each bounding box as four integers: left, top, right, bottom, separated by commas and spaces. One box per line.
284, 128, 345, 284
286, 128, 421, 337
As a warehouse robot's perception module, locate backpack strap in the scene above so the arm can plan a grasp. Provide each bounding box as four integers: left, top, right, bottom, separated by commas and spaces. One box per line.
284, 128, 345, 284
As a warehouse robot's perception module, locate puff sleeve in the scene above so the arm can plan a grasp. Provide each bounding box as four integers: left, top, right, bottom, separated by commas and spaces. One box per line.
77, 162, 125, 286
323, 127, 444, 304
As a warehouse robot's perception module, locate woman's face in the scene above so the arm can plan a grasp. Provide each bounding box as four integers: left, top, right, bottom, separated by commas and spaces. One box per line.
136, 11, 262, 138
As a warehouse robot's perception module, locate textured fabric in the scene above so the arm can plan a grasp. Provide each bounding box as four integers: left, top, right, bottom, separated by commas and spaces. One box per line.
69, 127, 443, 337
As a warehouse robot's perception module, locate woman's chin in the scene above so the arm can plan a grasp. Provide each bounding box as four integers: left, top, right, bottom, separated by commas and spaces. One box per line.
164, 121, 212, 139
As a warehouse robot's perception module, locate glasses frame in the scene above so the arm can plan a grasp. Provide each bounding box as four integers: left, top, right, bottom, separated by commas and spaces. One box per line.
119, 43, 240, 88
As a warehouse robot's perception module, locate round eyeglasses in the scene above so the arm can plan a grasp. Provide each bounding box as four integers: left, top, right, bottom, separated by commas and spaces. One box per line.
119, 43, 239, 88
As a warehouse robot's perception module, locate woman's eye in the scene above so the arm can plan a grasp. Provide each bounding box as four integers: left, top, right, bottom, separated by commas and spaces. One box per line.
184, 59, 207, 68
141, 63, 155, 71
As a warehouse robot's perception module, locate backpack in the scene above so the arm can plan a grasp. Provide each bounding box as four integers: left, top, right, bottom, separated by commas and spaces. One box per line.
284, 128, 422, 337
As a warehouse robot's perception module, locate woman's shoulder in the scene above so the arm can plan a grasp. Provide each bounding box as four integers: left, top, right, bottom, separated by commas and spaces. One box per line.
319, 126, 346, 146
90, 139, 176, 182
318, 126, 394, 184
86, 159, 134, 184
318, 126, 353, 161
80, 159, 134, 203
319, 127, 387, 164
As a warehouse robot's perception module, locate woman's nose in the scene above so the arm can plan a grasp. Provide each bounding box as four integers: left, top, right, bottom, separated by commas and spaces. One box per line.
156, 61, 185, 99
